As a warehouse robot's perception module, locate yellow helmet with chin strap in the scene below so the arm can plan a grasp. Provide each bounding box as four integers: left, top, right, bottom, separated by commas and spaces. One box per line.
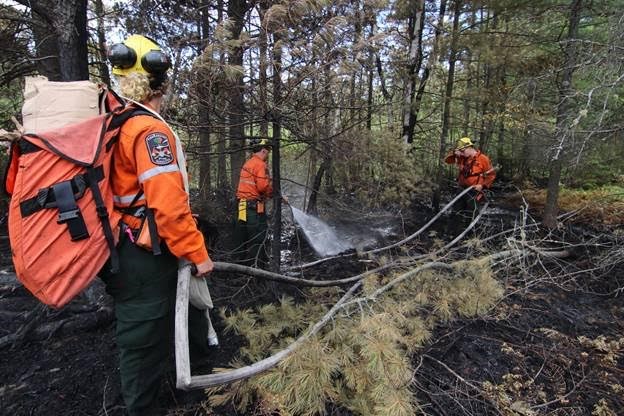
108, 34, 170, 77
455, 137, 474, 150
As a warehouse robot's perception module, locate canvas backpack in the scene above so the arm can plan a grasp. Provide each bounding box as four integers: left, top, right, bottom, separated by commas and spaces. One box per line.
3, 77, 147, 308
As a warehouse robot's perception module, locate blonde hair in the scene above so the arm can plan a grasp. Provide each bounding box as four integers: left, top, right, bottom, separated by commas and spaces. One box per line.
117, 72, 166, 103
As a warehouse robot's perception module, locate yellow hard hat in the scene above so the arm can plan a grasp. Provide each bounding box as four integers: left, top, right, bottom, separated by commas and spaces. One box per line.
108, 35, 170, 77
455, 137, 474, 150
250, 137, 271, 151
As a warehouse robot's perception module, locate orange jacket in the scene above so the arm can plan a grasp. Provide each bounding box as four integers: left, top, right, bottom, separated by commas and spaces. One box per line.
236, 154, 273, 201
445, 150, 496, 189
111, 111, 209, 265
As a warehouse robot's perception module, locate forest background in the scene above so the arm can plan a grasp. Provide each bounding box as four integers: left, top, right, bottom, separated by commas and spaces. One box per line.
2, 0, 623, 234
0, 1, 623, 415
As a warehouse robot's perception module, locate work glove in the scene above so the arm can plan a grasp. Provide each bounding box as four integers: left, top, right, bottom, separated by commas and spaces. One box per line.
189, 276, 218, 346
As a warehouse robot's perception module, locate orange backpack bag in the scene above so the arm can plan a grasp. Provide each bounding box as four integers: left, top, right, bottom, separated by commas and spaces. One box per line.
3, 82, 142, 308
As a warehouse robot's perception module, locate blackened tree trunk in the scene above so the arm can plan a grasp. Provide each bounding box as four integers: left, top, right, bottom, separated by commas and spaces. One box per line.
401, 0, 425, 144
227, 0, 250, 191
258, 0, 270, 138
366, 36, 374, 130
306, 159, 329, 216
216, 0, 228, 191
412, 0, 448, 143
198, 0, 212, 200
22, 0, 89, 81
93, 0, 110, 86
543, 0, 582, 229
432, 0, 461, 211
269, 29, 284, 273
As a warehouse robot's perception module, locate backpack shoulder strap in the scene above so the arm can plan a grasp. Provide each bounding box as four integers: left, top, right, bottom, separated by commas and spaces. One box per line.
105, 107, 157, 152
108, 107, 155, 130
97, 107, 157, 272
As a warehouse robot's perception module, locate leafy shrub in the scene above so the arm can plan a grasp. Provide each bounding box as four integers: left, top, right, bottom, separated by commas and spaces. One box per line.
512, 186, 624, 225
330, 130, 427, 209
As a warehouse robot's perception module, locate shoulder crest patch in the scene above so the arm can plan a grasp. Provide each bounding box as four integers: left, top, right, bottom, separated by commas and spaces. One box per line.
145, 132, 174, 165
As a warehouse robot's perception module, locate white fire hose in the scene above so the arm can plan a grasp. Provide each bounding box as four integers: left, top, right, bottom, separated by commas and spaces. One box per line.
175, 260, 218, 390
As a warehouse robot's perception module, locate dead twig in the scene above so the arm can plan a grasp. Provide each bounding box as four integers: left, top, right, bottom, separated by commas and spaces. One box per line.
423, 354, 482, 392
422, 354, 504, 415
530, 369, 588, 410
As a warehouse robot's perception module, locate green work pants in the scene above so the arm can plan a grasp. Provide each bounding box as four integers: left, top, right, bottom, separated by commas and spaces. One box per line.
232, 208, 269, 268
100, 237, 209, 416
455, 188, 480, 214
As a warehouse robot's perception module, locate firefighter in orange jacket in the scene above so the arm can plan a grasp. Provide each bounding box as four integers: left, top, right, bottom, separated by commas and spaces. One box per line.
233, 138, 273, 268
445, 137, 496, 209
102, 34, 213, 416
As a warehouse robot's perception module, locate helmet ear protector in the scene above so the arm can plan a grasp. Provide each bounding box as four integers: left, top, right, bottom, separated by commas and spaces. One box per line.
141, 50, 170, 73
108, 35, 171, 76
108, 43, 137, 69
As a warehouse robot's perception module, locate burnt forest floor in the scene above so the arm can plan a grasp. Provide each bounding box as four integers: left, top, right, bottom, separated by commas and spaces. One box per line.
0, 187, 623, 416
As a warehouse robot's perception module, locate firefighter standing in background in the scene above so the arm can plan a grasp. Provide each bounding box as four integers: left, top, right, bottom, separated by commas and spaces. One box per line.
102, 34, 214, 416
445, 137, 496, 212
233, 138, 273, 268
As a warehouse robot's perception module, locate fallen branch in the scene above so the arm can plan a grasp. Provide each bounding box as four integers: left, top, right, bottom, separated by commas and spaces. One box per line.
341, 261, 454, 309
177, 240, 574, 389
213, 261, 393, 287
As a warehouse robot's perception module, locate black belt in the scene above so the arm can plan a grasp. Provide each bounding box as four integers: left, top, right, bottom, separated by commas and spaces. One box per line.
118, 204, 147, 218
240, 199, 259, 209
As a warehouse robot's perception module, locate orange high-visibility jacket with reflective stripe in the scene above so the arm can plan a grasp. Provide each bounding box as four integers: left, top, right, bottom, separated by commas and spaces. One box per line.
236, 154, 273, 201
111, 112, 209, 265
444, 150, 496, 189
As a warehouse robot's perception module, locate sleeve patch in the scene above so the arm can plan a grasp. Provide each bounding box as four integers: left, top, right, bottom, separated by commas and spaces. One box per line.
145, 132, 174, 165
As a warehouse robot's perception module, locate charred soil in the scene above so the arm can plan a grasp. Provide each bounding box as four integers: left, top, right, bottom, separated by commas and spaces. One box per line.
0, 193, 623, 416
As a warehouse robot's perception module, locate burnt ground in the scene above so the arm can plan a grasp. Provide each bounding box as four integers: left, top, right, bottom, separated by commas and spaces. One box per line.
0, 192, 623, 416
